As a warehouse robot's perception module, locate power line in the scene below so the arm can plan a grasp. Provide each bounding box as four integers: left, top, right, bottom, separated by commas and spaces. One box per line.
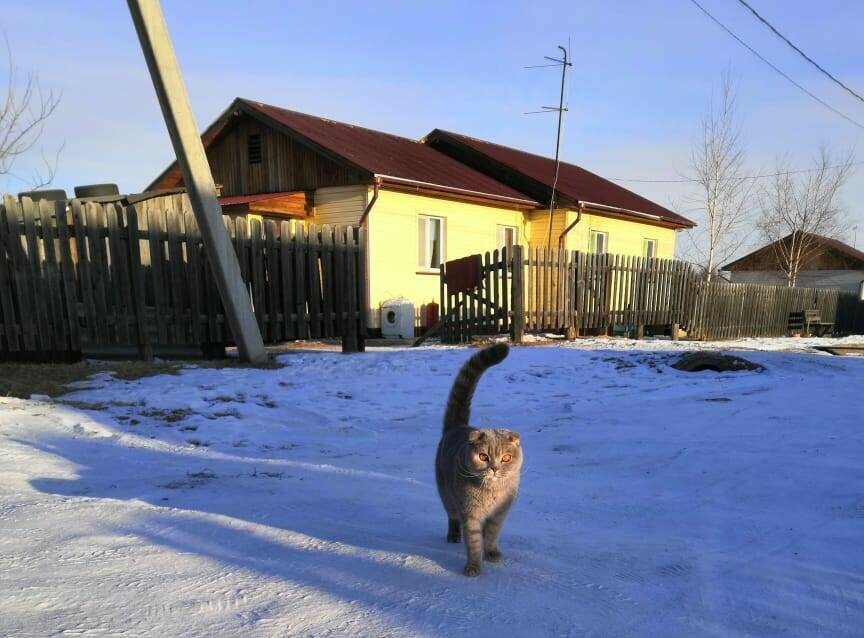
608, 160, 864, 184
687, 0, 864, 130
734, 0, 864, 105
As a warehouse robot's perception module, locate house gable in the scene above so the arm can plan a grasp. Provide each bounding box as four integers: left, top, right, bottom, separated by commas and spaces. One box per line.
147, 103, 372, 196
723, 234, 864, 272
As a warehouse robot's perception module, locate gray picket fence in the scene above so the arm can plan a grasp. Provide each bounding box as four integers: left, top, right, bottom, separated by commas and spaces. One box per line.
0, 196, 365, 360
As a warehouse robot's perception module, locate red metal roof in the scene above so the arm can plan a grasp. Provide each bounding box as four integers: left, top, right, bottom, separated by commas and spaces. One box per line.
426, 129, 694, 228
238, 100, 537, 205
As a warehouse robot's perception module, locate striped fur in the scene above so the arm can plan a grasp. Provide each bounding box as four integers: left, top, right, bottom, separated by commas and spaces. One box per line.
443, 343, 509, 431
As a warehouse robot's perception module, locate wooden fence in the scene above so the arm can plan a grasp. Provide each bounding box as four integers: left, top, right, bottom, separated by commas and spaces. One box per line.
439, 247, 864, 343
439, 249, 512, 344
687, 282, 859, 340
521, 248, 696, 335
0, 196, 365, 360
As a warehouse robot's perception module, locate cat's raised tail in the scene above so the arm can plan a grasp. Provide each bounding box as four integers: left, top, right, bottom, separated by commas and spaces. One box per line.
443, 343, 510, 431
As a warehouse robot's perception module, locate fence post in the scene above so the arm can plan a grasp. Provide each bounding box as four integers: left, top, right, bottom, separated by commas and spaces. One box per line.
511, 245, 524, 343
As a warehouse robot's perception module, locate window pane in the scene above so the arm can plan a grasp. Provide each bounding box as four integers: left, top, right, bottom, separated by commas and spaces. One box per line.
430, 219, 439, 267
592, 231, 607, 254
644, 239, 656, 259
418, 217, 427, 268
498, 225, 517, 256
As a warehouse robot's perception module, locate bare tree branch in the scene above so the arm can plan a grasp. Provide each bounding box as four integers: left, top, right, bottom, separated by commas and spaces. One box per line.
0, 35, 62, 188
683, 70, 757, 281
758, 148, 855, 286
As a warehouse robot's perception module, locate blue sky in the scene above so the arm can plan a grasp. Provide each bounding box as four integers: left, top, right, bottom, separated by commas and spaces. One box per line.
2, 0, 862, 252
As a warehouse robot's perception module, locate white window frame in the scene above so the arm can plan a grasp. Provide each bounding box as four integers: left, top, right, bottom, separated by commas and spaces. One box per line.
496, 224, 518, 257
418, 215, 445, 272
590, 230, 608, 254
644, 238, 657, 259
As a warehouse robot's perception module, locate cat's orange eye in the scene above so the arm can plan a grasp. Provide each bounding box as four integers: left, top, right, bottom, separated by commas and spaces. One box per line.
502, 454, 513, 463
478, 453, 489, 462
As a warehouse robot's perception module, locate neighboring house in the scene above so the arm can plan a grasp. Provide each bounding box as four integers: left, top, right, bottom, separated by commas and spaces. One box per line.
148, 98, 694, 328
424, 130, 694, 258
722, 233, 864, 295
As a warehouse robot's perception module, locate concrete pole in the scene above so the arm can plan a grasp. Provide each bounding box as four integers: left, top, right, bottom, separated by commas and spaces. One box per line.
127, 0, 266, 362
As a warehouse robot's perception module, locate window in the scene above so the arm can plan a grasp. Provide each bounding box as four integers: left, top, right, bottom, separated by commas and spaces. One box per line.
643, 238, 657, 259
418, 216, 445, 270
497, 225, 518, 257
247, 134, 262, 165
590, 230, 608, 254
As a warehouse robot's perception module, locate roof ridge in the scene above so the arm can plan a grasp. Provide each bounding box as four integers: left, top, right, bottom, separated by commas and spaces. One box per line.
435, 127, 624, 179
239, 98, 423, 146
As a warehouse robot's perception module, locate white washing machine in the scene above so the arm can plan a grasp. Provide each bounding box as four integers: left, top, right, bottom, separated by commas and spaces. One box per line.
380, 299, 415, 338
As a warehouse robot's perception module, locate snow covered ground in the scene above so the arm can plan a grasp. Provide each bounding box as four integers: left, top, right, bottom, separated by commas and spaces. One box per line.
1, 338, 863, 637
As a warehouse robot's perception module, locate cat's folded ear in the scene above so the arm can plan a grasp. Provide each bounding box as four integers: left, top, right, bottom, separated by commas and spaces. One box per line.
468, 430, 486, 443
505, 431, 521, 445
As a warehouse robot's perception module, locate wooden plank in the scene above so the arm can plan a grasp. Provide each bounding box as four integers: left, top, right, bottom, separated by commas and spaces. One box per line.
249, 217, 266, 340
527, 247, 534, 331
307, 223, 322, 338
439, 261, 447, 342
70, 202, 98, 345
36, 200, 65, 352
492, 249, 500, 334
105, 203, 131, 345
183, 212, 203, 345
146, 207, 169, 344
204, 224, 222, 344
0, 200, 23, 351
320, 224, 334, 338
86, 203, 112, 345
502, 247, 510, 334
165, 209, 188, 344
294, 224, 308, 338
54, 201, 80, 352
265, 219, 283, 341
356, 226, 368, 340
280, 221, 296, 339
18, 198, 49, 351
125, 205, 152, 358
333, 225, 347, 337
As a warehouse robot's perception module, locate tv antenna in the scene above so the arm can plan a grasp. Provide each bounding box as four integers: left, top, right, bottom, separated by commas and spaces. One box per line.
525, 43, 572, 251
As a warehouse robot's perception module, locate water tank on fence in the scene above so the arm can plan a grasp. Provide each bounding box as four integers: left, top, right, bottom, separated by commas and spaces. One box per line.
74, 183, 120, 198
381, 299, 415, 339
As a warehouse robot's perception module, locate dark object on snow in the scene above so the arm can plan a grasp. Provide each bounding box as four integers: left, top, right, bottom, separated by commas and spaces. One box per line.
672, 352, 763, 373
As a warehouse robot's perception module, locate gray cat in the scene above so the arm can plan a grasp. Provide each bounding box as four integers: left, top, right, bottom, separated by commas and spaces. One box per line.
435, 343, 523, 577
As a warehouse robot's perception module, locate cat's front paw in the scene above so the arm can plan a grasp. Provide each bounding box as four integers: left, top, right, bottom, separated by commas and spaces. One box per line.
485, 549, 503, 562
463, 562, 481, 577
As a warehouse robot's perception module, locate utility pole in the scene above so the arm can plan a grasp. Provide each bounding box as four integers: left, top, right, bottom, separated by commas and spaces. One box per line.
525, 45, 572, 251
127, 0, 266, 362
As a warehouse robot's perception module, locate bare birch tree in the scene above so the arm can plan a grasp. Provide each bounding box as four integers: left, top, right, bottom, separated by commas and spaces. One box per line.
0, 37, 62, 190
684, 72, 755, 281
758, 148, 855, 286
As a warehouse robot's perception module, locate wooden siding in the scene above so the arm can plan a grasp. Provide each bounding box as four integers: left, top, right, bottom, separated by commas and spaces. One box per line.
171, 114, 370, 196
313, 186, 368, 227
525, 209, 568, 250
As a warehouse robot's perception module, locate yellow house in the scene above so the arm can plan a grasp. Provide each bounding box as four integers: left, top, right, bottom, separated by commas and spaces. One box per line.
423, 129, 693, 259
148, 98, 693, 331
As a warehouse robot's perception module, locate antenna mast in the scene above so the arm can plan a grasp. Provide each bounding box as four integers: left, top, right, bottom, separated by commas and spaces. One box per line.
525, 45, 572, 251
